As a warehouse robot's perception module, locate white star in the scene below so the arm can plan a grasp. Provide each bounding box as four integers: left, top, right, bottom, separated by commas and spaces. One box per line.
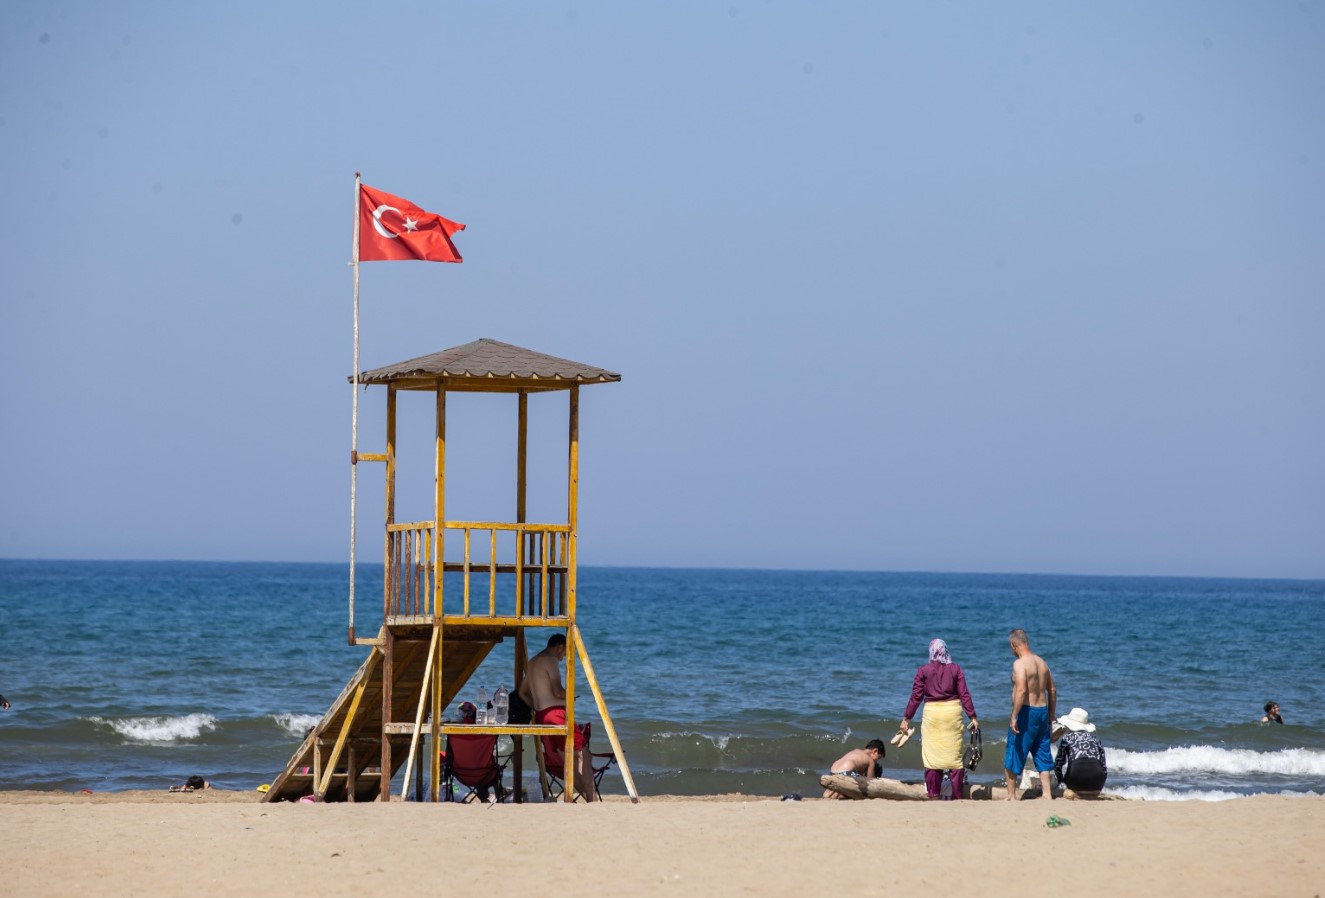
402, 216, 420, 232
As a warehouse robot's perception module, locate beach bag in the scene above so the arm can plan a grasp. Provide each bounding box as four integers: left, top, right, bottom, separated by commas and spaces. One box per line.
508, 690, 533, 725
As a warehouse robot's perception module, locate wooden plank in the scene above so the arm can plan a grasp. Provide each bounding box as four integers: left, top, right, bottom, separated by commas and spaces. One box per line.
516, 391, 528, 523
435, 386, 445, 618
430, 622, 442, 801
440, 563, 567, 575
567, 384, 578, 623
489, 528, 497, 615
438, 615, 568, 628
317, 652, 379, 797
399, 626, 439, 800
385, 386, 396, 618
355, 452, 388, 463
380, 627, 394, 800
513, 628, 527, 802
346, 744, 357, 803
540, 531, 549, 618
564, 619, 577, 803
442, 521, 571, 533
572, 624, 639, 802
386, 521, 435, 532
463, 527, 471, 614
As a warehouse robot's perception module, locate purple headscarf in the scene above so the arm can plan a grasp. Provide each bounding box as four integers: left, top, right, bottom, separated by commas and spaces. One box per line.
929, 638, 952, 665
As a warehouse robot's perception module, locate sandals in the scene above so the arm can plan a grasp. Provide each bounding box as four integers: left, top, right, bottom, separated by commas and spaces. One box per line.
890, 724, 915, 748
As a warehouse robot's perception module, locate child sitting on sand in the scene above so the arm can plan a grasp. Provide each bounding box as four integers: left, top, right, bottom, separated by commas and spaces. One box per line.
169, 775, 211, 792
822, 739, 886, 800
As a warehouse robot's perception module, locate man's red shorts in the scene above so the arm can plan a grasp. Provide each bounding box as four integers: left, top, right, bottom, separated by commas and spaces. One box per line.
535, 706, 587, 751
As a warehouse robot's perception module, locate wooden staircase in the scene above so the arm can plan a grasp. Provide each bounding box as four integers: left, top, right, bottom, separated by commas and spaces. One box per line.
263, 625, 504, 803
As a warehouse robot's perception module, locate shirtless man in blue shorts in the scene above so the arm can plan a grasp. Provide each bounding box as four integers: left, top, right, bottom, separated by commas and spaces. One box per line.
1003, 628, 1057, 800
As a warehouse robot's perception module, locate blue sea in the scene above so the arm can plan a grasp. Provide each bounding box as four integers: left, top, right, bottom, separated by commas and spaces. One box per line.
1, 560, 1323, 801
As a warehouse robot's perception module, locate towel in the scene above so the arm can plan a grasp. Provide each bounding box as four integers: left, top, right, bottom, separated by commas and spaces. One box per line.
920, 699, 965, 770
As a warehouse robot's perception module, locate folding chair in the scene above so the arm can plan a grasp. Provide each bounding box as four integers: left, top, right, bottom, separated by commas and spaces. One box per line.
442, 733, 509, 803
539, 721, 615, 802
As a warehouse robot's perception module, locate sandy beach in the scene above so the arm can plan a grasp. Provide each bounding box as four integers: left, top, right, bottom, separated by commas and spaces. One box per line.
1, 790, 1320, 897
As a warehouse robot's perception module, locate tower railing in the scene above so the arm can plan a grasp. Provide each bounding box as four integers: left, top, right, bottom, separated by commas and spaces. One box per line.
384, 520, 570, 622
385, 521, 434, 619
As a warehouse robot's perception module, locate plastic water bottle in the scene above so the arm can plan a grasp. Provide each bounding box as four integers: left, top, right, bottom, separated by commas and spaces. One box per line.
475, 686, 489, 725
492, 684, 509, 726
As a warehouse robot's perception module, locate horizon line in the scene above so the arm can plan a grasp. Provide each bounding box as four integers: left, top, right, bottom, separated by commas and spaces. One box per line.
0, 556, 1321, 585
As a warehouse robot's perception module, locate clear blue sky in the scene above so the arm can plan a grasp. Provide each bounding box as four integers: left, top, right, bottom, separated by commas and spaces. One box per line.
2, 2, 1321, 578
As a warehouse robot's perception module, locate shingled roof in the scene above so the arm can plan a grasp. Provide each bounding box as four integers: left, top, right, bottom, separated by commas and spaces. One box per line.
352, 338, 622, 392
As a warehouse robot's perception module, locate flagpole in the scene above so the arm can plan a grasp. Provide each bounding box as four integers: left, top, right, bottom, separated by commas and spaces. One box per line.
349, 172, 362, 645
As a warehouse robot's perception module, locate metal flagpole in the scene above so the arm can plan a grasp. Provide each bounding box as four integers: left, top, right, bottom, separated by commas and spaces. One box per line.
349, 172, 362, 644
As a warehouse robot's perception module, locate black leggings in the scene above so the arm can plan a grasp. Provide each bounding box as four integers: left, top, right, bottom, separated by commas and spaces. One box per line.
1062, 758, 1107, 792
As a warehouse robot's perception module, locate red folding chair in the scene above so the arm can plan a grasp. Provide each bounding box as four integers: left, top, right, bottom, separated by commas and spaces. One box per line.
539, 721, 615, 802
443, 733, 509, 803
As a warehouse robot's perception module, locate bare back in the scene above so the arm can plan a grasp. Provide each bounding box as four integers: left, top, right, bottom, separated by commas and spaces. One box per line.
520, 649, 566, 712
1011, 651, 1055, 712
829, 748, 878, 776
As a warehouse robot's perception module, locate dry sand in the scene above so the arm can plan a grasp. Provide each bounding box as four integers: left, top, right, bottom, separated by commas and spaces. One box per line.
0, 789, 1321, 897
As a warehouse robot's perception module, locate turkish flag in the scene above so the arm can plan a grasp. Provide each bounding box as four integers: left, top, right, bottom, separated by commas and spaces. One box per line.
358, 184, 465, 263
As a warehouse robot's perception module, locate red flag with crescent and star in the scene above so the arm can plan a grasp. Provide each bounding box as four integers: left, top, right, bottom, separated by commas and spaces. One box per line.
358, 184, 465, 262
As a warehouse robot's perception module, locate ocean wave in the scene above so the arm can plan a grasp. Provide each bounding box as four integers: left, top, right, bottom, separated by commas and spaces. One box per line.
272, 713, 321, 737
1109, 745, 1325, 776
651, 732, 737, 751
88, 713, 217, 744
1106, 784, 1321, 802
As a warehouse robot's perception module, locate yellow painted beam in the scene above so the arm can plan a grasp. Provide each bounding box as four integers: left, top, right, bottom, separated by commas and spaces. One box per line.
572, 624, 639, 802
399, 626, 440, 799
317, 649, 380, 797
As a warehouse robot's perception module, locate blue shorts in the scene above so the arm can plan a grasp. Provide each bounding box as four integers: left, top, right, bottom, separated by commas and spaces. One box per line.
1003, 706, 1053, 775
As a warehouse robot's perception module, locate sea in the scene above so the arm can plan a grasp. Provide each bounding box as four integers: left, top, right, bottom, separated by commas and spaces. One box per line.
1, 560, 1322, 802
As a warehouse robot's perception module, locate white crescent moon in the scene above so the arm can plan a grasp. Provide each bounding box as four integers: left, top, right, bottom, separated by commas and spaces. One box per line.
371, 204, 401, 239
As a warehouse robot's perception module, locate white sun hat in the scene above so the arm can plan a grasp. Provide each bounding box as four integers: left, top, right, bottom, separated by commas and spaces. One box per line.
1056, 707, 1096, 733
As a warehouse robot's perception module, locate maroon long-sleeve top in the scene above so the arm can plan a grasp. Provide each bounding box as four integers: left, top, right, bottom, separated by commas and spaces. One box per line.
903, 661, 977, 721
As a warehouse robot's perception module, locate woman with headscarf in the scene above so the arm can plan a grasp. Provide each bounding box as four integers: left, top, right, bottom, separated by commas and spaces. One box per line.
898, 638, 980, 799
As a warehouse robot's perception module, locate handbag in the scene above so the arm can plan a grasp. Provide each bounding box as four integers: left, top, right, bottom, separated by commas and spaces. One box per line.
963, 725, 983, 771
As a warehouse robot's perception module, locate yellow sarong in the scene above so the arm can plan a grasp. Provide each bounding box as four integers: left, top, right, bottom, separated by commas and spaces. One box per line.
920, 699, 965, 770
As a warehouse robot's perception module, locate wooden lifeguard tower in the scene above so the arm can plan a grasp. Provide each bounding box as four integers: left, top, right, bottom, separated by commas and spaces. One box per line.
264, 338, 637, 803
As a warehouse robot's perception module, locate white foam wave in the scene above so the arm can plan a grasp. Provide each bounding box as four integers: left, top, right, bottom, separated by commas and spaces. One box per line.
90, 713, 217, 744
273, 713, 321, 737
1106, 785, 1319, 802
1107, 785, 1243, 802
1109, 746, 1325, 777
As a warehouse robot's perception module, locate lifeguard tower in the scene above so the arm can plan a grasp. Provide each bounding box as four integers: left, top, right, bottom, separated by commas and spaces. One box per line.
264, 338, 637, 803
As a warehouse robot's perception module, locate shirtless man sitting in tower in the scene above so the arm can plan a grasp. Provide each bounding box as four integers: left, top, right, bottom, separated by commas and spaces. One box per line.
520, 633, 598, 801
1003, 628, 1057, 801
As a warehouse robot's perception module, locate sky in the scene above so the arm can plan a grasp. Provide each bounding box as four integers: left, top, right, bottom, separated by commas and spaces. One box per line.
1, 2, 1322, 579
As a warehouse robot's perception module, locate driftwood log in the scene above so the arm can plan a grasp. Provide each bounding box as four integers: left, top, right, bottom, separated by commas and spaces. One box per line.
818, 774, 996, 800
818, 774, 1110, 801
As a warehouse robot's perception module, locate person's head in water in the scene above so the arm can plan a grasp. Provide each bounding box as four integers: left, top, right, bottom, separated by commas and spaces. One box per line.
1263, 701, 1283, 723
